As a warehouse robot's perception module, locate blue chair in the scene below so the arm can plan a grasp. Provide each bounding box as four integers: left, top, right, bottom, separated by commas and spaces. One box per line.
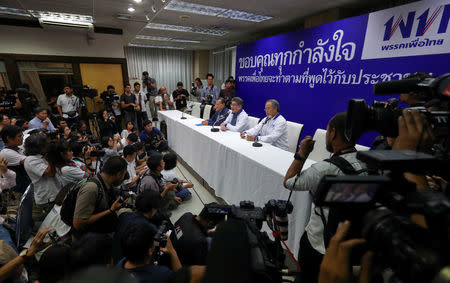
15, 184, 34, 249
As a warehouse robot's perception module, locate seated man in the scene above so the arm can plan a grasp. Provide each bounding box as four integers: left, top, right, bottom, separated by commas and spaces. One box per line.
118, 223, 181, 282
201, 97, 229, 127
139, 120, 168, 153
174, 203, 226, 266
112, 190, 161, 264
220, 97, 249, 132
73, 156, 128, 235
123, 144, 145, 189
28, 107, 56, 132
241, 99, 288, 151
138, 153, 181, 212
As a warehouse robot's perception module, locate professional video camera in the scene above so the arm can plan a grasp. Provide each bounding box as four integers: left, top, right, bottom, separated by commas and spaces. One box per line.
100, 90, 120, 111
346, 73, 450, 141
208, 200, 293, 282
0, 89, 18, 114
314, 149, 450, 283
73, 85, 98, 99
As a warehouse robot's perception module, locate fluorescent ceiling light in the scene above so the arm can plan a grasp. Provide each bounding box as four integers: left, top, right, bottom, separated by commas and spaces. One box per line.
128, 7, 135, 12
134, 0, 142, 3
129, 43, 185, 49
0, 6, 31, 17
146, 23, 228, 36
136, 35, 200, 43
164, 0, 272, 22
30, 10, 93, 28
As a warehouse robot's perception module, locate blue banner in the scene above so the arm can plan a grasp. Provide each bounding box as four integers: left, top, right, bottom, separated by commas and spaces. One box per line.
236, 0, 450, 146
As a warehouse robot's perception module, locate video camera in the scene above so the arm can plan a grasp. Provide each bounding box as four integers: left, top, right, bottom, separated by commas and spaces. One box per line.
207, 200, 294, 282
100, 90, 119, 111
73, 85, 98, 99
314, 150, 449, 283
346, 73, 450, 141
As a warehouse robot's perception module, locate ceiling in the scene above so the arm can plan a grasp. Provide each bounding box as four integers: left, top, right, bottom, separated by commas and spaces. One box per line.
1, 0, 398, 50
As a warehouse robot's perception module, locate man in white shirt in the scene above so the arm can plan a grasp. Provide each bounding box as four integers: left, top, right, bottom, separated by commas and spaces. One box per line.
123, 144, 144, 189
133, 82, 149, 132
220, 97, 249, 132
241, 99, 289, 151
57, 84, 81, 128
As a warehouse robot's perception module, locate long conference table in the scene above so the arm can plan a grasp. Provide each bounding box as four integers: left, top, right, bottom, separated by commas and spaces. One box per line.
158, 110, 315, 258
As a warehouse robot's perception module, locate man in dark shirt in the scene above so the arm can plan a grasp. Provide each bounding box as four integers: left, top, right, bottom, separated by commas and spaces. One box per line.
219, 79, 236, 109
172, 82, 189, 111
173, 203, 226, 266
139, 120, 168, 153
117, 223, 182, 283
120, 83, 138, 126
201, 98, 229, 127
112, 190, 161, 264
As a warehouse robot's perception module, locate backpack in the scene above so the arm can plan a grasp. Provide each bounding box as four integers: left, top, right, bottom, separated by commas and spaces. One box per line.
316, 155, 367, 249
60, 178, 103, 227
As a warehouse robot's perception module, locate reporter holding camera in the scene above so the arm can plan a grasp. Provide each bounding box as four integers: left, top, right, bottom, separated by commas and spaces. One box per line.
118, 223, 181, 282
101, 135, 122, 164
98, 110, 118, 138
283, 112, 367, 283
140, 120, 168, 153
101, 85, 122, 130
123, 145, 145, 190
57, 84, 81, 128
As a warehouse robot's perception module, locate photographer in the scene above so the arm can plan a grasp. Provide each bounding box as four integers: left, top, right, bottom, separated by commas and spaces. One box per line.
142, 71, 158, 122
172, 82, 189, 112
174, 203, 226, 266
123, 145, 145, 190
28, 107, 56, 132
120, 83, 138, 127
283, 112, 367, 283
101, 135, 122, 164
98, 110, 117, 138
0, 90, 22, 117
17, 85, 38, 119
190, 78, 203, 102
101, 85, 122, 132
219, 79, 236, 109
57, 84, 81, 128
118, 223, 181, 281
139, 120, 168, 153
70, 140, 95, 173
72, 156, 128, 235
200, 73, 219, 105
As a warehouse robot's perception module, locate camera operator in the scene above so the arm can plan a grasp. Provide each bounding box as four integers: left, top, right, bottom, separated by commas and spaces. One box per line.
28, 107, 56, 132
283, 112, 367, 283
121, 83, 138, 127
57, 84, 81, 128
174, 203, 226, 266
118, 223, 181, 281
190, 78, 203, 102
101, 85, 122, 132
200, 73, 219, 105
17, 84, 38, 120
0, 90, 22, 116
98, 110, 118, 138
72, 156, 129, 235
112, 189, 161, 263
142, 71, 158, 122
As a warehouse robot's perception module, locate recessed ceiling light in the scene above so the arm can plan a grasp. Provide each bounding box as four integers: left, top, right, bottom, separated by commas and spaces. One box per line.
165, 0, 272, 22
136, 35, 200, 43
128, 43, 185, 49
128, 7, 135, 12
134, 0, 142, 3
146, 23, 228, 36
179, 15, 190, 20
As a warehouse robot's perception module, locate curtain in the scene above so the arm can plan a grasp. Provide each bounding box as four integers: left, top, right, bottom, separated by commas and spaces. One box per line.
209, 46, 236, 83
124, 47, 194, 93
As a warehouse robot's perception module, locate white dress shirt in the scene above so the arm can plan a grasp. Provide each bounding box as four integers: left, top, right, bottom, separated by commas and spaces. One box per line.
223, 109, 249, 132
245, 113, 289, 151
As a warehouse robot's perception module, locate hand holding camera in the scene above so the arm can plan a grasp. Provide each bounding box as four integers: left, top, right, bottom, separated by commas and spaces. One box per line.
298, 136, 315, 159
392, 109, 434, 152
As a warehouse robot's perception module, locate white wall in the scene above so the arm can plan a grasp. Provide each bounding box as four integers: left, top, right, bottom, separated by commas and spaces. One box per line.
0, 25, 124, 58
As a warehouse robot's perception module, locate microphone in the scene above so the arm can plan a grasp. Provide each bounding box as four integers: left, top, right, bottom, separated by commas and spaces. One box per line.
181, 110, 187, 119
252, 116, 271, 147
211, 111, 228, 132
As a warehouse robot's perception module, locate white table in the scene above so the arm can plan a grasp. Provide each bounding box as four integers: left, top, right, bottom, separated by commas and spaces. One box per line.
158, 110, 314, 258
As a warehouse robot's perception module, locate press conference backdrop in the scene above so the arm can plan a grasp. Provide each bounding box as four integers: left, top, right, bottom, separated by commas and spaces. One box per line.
236, 0, 450, 146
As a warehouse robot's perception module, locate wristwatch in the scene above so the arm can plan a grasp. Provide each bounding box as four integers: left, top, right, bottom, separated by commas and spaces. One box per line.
19, 249, 31, 261
294, 152, 306, 161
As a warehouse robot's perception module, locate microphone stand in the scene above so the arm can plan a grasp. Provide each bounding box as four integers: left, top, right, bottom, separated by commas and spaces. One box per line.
211, 114, 222, 132
252, 116, 271, 147
181, 111, 187, 120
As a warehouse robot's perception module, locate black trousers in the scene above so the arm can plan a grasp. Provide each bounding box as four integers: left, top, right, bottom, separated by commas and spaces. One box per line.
295, 232, 324, 283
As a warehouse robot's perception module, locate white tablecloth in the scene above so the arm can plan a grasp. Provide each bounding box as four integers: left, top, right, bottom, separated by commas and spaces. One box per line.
158, 110, 314, 258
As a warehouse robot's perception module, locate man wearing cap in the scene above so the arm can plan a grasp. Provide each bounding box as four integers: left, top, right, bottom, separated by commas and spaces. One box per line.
172, 82, 189, 112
